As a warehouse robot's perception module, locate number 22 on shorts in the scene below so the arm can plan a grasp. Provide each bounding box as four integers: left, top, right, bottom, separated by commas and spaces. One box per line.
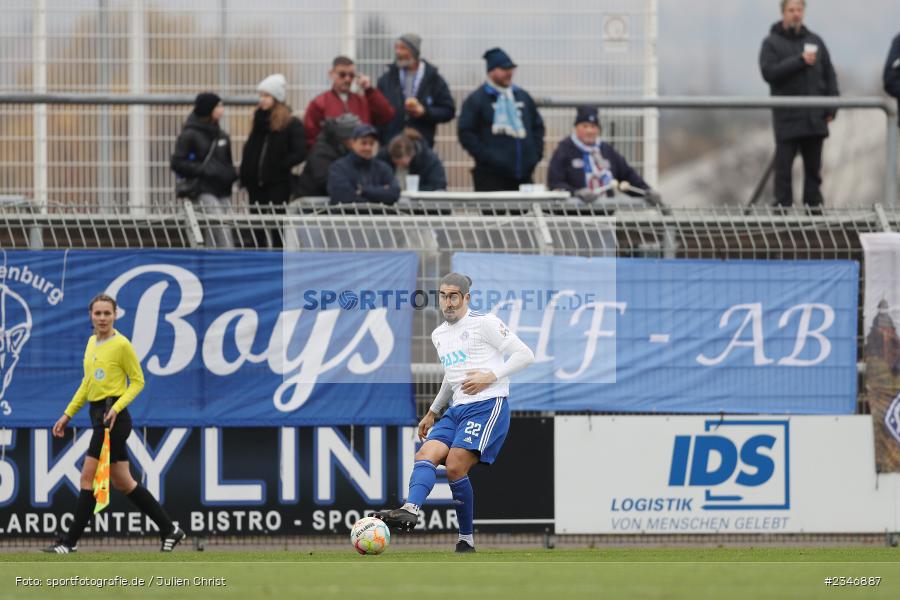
464, 421, 481, 437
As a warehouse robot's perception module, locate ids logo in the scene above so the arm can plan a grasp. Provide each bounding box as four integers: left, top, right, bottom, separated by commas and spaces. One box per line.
668, 420, 789, 510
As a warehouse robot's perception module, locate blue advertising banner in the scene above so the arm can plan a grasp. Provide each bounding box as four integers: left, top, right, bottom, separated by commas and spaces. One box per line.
453, 253, 858, 414
0, 251, 417, 427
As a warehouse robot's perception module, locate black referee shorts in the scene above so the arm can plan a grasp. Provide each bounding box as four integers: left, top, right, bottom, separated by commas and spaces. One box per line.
86, 399, 132, 463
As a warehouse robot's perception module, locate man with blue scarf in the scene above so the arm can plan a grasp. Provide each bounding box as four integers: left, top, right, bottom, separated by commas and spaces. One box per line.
458, 48, 545, 191
548, 106, 657, 203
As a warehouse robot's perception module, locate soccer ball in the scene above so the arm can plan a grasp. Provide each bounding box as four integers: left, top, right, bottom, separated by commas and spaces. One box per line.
350, 517, 391, 555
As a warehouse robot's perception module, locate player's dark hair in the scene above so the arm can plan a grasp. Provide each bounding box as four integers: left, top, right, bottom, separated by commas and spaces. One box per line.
440, 273, 472, 295
88, 293, 117, 313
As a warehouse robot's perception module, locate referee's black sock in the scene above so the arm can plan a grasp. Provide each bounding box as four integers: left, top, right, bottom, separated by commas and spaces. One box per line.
65, 489, 96, 547
126, 485, 174, 538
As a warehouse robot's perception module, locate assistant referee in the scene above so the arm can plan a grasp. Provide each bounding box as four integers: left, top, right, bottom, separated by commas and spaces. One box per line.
43, 293, 185, 553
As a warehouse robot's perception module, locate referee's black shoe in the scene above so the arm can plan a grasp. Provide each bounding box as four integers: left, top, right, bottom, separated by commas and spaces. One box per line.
373, 507, 417, 533
455, 540, 476, 553
160, 525, 186, 552
42, 536, 76, 554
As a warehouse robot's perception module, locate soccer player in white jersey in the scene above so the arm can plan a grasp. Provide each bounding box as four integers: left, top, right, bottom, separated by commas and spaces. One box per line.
375, 273, 534, 552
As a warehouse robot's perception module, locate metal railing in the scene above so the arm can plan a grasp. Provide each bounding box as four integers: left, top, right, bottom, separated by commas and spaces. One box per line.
1, 92, 895, 215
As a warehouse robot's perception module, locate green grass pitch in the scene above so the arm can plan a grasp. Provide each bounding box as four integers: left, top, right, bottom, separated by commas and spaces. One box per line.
1, 547, 898, 599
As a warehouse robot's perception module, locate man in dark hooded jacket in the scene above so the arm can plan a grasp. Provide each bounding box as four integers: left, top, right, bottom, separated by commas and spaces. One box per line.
759, 0, 838, 209
293, 113, 360, 198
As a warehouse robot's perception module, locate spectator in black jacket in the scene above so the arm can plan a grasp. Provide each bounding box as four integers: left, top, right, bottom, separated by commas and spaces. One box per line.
885, 33, 900, 117
377, 129, 447, 192
293, 113, 360, 198
458, 47, 545, 191
759, 0, 839, 209
548, 106, 656, 204
171, 93, 238, 248
328, 124, 400, 205
377, 34, 455, 148
239, 74, 306, 247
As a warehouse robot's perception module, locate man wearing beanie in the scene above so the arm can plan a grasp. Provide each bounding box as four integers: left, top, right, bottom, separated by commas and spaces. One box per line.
293, 113, 361, 198
457, 47, 545, 191
304, 56, 395, 149
171, 92, 238, 247
376, 33, 455, 148
548, 106, 657, 204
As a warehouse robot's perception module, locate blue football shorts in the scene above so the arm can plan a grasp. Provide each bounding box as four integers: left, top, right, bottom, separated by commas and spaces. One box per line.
427, 397, 510, 464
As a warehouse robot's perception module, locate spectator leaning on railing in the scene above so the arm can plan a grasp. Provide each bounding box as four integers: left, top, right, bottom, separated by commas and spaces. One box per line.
327, 124, 400, 205
457, 47, 545, 192
170, 92, 238, 248
548, 106, 658, 204
885, 33, 900, 119
304, 56, 396, 150
293, 113, 360, 199
376, 33, 456, 148
377, 128, 447, 192
759, 0, 839, 210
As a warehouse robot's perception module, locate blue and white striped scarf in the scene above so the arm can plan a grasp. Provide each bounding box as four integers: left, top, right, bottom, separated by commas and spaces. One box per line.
486, 81, 526, 139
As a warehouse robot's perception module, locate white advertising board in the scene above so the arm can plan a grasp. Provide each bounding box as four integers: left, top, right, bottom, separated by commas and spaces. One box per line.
555, 416, 899, 534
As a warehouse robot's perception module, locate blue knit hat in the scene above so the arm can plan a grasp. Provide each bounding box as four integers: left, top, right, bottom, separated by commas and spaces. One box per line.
574, 106, 600, 126
483, 47, 517, 71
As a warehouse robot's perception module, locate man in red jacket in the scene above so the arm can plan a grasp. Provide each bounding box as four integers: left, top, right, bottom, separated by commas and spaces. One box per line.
304, 56, 395, 148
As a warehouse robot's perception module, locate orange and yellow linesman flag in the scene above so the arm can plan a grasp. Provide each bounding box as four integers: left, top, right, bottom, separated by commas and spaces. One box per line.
92, 428, 111, 513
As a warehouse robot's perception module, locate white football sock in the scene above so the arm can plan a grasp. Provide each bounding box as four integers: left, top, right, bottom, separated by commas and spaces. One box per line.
458, 534, 474, 547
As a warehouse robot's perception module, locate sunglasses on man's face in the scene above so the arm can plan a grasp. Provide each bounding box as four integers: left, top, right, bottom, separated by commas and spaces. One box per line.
335, 71, 355, 79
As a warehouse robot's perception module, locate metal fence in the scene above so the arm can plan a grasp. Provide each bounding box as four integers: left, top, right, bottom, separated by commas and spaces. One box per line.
1, 200, 892, 414
1, 0, 658, 205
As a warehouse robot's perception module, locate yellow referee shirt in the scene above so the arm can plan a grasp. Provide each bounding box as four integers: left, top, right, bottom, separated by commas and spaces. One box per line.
64, 329, 145, 418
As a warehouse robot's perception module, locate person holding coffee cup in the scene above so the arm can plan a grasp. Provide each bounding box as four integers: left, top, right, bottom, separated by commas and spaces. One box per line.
377, 34, 456, 148
759, 0, 839, 210
377, 128, 447, 192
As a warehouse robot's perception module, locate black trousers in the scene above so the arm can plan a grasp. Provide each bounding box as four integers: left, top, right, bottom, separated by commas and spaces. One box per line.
773, 136, 824, 207
472, 169, 532, 192
247, 182, 290, 249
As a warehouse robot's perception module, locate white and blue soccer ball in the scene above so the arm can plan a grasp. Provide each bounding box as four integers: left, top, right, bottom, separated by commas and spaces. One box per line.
350, 517, 391, 555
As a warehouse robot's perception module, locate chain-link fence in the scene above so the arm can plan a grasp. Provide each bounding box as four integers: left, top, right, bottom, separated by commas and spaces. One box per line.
1, 0, 658, 208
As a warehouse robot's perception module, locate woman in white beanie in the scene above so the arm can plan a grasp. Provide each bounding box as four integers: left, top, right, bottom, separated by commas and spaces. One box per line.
239, 73, 306, 247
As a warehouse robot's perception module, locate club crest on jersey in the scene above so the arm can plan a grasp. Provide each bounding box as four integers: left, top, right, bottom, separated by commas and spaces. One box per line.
94, 368, 106, 381
460, 331, 469, 341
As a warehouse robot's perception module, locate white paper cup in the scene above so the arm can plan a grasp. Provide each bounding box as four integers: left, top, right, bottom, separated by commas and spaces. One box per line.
405, 175, 420, 192
804, 43, 818, 54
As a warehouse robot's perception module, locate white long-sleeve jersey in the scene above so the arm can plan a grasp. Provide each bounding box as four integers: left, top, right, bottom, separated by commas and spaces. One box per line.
430, 309, 534, 409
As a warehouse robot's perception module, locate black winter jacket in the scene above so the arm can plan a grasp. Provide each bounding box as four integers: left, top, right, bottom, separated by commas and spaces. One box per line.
376, 61, 456, 147
884, 33, 900, 113
170, 114, 238, 198
458, 83, 545, 181
376, 141, 447, 191
239, 108, 306, 196
759, 22, 839, 141
293, 120, 351, 198
328, 153, 400, 205
547, 137, 649, 195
